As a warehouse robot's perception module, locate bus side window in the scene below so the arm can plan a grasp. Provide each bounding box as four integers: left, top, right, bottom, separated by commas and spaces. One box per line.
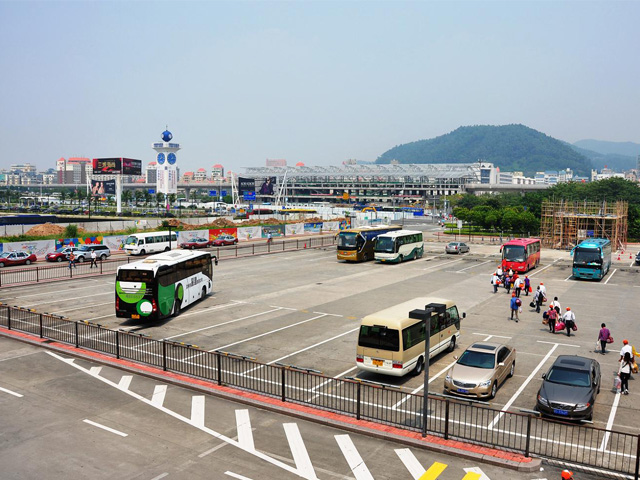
430, 315, 440, 335
447, 307, 460, 327
402, 321, 426, 351
138, 239, 144, 245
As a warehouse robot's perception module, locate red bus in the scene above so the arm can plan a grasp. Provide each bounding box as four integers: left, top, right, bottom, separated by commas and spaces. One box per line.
500, 238, 541, 273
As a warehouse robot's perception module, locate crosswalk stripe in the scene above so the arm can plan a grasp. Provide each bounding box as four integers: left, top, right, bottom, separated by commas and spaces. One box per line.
89, 366, 102, 375
284, 423, 318, 480
151, 385, 166, 407
419, 462, 447, 480
191, 396, 205, 427
236, 409, 255, 451
395, 448, 425, 479
335, 435, 374, 480
118, 375, 132, 390
463, 467, 489, 480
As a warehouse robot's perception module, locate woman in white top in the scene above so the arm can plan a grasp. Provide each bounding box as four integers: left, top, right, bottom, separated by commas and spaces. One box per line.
619, 352, 632, 395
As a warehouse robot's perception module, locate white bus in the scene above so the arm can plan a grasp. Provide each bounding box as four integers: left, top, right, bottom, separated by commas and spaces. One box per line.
115, 250, 217, 320
356, 297, 464, 377
124, 231, 178, 255
373, 230, 424, 263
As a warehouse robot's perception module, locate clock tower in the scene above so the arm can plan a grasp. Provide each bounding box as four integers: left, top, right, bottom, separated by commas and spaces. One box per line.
151, 128, 180, 210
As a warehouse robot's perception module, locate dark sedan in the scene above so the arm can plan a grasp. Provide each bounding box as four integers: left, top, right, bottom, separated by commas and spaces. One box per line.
536, 355, 601, 421
179, 237, 211, 249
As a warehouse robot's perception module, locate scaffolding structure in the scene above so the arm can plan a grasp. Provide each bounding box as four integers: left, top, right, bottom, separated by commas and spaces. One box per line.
539, 200, 628, 250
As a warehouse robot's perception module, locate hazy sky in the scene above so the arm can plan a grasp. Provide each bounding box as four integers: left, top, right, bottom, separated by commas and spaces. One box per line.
1, 1, 639, 174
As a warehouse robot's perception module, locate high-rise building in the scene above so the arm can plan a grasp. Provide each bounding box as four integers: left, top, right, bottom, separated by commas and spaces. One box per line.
211, 164, 224, 179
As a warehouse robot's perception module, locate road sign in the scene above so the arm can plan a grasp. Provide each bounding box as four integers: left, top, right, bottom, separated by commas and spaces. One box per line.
243, 192, 256, 201
221, 190, 227, 196
148, 189, 155, 194
209, 190, 217, 196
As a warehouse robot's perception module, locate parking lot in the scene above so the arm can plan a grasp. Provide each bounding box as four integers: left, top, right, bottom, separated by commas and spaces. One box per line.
2, 239, 639, 441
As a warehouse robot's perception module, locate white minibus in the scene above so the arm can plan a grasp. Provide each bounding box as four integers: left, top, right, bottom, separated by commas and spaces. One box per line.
124, 231, 178, 256
373, 230, 424, 263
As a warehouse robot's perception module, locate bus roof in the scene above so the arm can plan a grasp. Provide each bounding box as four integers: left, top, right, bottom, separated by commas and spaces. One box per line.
577, 238, 611, 248
126, 230, 177, 238
360, 297, 456, 330
340, 225, 401, 233
502, 238, 540, 246
375, 229, 422, 239
117, 250, 212, 273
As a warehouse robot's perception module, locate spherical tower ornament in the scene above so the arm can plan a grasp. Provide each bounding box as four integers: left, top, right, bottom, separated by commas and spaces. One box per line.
161, 129, 173, 142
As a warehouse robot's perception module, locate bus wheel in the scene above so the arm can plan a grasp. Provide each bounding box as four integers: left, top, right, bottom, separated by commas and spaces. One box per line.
201, 287, 206, 300
362, 253, 368, 261
413, 357, 424, 376
173, 300, 181, 316
140, 249, 146, 255
448, 336, 456, 352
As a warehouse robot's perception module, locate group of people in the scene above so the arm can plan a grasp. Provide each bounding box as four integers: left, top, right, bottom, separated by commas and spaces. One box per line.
597, 326, 638, 395
541, 295, 577, 337
491, 266, 531, 297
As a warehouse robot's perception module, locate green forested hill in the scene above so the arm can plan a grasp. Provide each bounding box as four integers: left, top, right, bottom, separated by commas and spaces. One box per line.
376, 124, 592, 176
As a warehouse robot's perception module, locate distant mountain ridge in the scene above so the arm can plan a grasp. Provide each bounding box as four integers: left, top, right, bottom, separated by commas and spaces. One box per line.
376, 124, 592, 177
573, 139, 640, 157
568, 144, 636, 172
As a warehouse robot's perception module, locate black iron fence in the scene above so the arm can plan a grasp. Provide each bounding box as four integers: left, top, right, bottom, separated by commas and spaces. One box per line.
0, 235, 337, 288
0, 304, 637, 478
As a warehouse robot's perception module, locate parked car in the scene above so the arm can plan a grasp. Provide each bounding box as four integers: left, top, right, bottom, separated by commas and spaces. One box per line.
444, 342, 516, 399
180, 237, 211, 249
445, 242, 470, 254
211, 234, 238, 246
635, 252, 640, 266
74, 244, 111, 262
536, 355, 601, 421
0, 251, 37, 267
45, 246, 80, 262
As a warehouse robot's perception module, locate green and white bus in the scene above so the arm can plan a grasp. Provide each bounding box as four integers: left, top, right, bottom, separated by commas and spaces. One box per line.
115, 250, 217, 320
373, 230, 424, 263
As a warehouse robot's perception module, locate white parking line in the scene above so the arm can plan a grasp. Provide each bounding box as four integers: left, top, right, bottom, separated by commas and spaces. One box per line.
528, 258, 559, 277
335, 435, 373, 480
284, 423, 318, 479
56, 301, 113, 313
83, 419, 128, 437
600, 388, 622, 451
457, 260, 493, 272
7, 280, 110, 298
422, 258, 465, 271
603, 268, 617, 284
0, 386, 23, 397
266, 328, 359, 366
563, 274, 573, 281
23, 291, 110, 307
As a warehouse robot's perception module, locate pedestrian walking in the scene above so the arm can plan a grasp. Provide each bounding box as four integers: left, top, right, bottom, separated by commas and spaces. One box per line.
619, 351, 632, 395
524, 275, 531, 296
267, 232, 273, 245
551, 297, 561, 315
514, 276, 523, 297
534, 286, 543, 313
90, 250, 98, 268
562, 307, 576, 337
505, 274, 512, 294
68, 251, 76, 269
547, 305, 558, 333
598, 323, 611, 354
620, 340, 633, 363
509, 293, 520, 322
539, 282, 547, 301
491, 272, 500, 293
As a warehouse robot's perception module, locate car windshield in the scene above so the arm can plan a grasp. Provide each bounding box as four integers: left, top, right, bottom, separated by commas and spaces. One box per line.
374, 237, 395, 253
0, 253, 10, 258
503, 245, 525, 262
78, 246, 91, 251
546, 367, 591, 387
457, 350, 495, 369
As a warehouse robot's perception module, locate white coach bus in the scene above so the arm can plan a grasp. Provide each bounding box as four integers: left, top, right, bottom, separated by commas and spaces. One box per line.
373, 230, 424, 263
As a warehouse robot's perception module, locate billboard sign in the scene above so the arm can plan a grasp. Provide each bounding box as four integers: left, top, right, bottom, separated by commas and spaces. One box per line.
243, 192, 256, 201
93, 158, 121, 175
238, 177, 256, 196
122, 158, 142, 176
90, 179, 116, 196
157, 166, 178, 194
259, 176, 277, 195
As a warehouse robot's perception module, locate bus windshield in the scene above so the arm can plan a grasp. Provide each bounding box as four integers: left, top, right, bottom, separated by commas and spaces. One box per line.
503, 245, 525, 262
117, 269, 154, 282
358, 325, 400, 351
125, 236, 139, 246
574, 248, 602, 265
337, 232, 359, 249
374, 237, 395, 253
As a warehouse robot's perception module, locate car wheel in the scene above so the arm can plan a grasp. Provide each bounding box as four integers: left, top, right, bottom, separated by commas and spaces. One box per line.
509, 361, 515, 378
56, 257, 63, 262
413, 356, 424, 376
448, 336, 456, 352
100, 254, 107, 261
77, 256, 85, 263
0, 263, 4, 268
164, 247, 170, 252
489, 382, 498, 399
191, 245, 195, 250
140, 249, 146, 255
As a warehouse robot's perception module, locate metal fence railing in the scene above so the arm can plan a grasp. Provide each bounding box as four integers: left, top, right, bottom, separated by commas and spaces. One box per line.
0, 235, 337, 288
0, 304, 637, 478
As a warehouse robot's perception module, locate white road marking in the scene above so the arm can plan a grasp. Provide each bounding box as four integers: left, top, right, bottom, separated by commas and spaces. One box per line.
395, 448, 425, 478
266, 328, 358, 366
191, 396, 205, 427
22, 291, 110, 307
600, 387, 622, 451
56, 302, 113, 313
150, 473, 169, 480
457, 260, 493, 272
472, 333, 511, 339
213, 314, 328, 352
225, 472, 254, 480
151, 385, 167, 407
89, 366, 102, 375
284, 423, 318, 480
604, 268, 617, 284
83, 419, 128, 437
528, 259, 559, 277
10, 280, 110, 298
0, 386, 23, 397
488, 343, 560, 429
86, 313, 116, 321
118, 375, 132, 390
464, 466, 491, 479
166, 306, 280, 340
422, 258, 465, 271
335, 435, 373, 480
47, 351, 309, 478
236, 409, 255, 451
563, 274, 572, 282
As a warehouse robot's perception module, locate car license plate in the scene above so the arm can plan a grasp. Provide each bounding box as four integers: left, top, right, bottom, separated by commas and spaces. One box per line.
372, 359, 383, 367
131, 314, 140, 319
457, 388, 469, 394
553, 408, 569, 416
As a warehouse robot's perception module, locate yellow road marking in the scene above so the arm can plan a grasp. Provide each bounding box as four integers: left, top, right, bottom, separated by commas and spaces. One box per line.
462, 472, 482, 480
418, 462, 447, 480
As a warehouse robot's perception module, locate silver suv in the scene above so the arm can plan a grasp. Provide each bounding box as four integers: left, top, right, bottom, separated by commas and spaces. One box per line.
75, 244, 111, 262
